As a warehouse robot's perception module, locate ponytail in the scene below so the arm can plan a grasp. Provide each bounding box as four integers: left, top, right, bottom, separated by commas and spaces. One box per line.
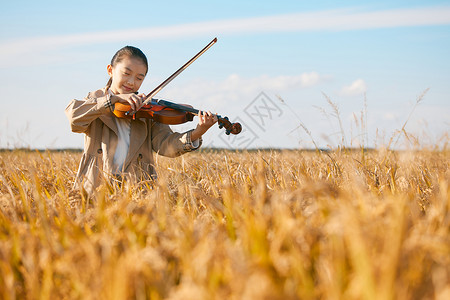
106, 77, 112, 89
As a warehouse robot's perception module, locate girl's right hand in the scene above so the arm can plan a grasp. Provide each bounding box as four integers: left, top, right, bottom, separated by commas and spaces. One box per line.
112, 93, 146, 111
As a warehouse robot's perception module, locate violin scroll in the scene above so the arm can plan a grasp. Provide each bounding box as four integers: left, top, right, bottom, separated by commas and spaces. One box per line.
218, 116, 242, 135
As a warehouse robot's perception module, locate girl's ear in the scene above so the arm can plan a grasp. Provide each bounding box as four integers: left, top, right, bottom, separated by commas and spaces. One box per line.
107, 64, 113, 77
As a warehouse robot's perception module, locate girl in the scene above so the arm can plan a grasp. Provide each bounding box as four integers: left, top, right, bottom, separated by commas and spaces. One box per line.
65, 46, 217, 194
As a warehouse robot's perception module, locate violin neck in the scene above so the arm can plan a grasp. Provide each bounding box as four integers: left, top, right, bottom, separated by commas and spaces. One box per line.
153, 98, 199, 114
152, 98, 223, 119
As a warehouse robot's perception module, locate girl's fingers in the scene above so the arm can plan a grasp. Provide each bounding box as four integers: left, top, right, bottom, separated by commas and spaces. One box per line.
198, 111, 217, 127
199, 111, 205, 124
128, 94, 145, 111
135, 95, 143, 110
126, 98, 135, 111
205, 111, 217, 124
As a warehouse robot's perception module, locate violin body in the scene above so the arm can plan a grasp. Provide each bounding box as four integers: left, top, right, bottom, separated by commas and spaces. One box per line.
112, 99, 241, 135
113, 102, 194, 125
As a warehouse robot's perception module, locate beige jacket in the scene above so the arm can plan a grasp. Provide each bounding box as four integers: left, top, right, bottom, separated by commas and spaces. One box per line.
65, 87, 201, 194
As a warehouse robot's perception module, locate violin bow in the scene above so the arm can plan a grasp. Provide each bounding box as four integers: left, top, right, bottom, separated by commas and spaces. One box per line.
124, 37, 241, 135
126, 37, 217, 116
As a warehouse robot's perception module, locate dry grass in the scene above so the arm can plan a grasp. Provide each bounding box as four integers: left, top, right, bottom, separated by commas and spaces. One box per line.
0, 148, 449, 299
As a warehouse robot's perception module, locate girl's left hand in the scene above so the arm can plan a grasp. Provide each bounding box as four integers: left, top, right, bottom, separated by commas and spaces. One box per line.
191, 111, 218, 141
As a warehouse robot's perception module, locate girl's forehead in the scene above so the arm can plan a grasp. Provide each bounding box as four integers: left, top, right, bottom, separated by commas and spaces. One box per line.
116, 56, 147, 72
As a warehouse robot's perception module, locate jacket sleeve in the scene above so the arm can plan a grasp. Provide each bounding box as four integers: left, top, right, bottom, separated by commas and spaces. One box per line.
150, 122, 202, 157
65, 91, 112, 133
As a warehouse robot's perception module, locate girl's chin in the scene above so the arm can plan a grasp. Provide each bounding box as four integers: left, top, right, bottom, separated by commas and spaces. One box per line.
111, 86, 135, 94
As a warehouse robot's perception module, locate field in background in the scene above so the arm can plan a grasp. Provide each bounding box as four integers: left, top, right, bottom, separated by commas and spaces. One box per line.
0, 148, 449, 299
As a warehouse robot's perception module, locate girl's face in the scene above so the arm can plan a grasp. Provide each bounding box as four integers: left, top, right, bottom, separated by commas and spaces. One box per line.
107, 56, 147, 94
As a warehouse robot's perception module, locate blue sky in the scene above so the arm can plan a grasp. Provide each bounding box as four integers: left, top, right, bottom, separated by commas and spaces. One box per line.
1, 0, 449, 149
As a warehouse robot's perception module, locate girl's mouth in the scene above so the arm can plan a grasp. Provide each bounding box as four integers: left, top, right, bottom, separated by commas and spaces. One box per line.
122, 86, 133, 92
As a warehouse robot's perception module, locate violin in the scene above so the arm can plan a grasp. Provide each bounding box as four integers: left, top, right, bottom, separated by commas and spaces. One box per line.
112, 37, 242, 135
113, 98, 242, 135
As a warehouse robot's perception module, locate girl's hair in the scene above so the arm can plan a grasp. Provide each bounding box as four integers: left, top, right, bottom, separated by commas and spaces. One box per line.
106, 46, 148, 89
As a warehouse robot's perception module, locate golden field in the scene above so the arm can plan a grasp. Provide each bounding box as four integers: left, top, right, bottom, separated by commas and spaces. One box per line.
0, 148, 448, 299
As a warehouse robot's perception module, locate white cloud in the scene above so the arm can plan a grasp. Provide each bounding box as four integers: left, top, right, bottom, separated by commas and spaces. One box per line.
1, 6, 450, 65
383, 112, 397, 121
299, 72, 321, 87
339, 79, 367, 96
